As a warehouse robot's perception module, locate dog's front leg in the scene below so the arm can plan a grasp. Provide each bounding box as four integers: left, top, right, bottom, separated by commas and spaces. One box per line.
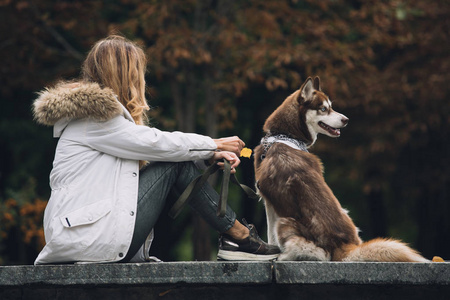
264, 200, 279, 246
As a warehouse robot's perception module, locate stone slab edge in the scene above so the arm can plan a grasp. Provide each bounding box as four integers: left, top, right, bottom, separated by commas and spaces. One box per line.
1, 261, 450, 287
0, 262, 273, 287
275, 262, 450, 285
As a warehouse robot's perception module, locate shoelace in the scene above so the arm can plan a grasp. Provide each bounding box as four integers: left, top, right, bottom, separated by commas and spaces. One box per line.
241, 218, 265, 243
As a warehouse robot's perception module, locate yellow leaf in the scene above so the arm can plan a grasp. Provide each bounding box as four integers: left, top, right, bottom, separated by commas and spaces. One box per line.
240, 147, 252, 158
432, 256, 445, 262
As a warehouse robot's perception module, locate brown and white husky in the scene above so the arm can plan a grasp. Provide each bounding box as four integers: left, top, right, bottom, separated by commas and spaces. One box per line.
254, 76, 428, 262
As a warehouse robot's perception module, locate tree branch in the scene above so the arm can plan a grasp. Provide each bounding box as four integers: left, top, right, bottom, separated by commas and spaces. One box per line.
27, 0, 84, 61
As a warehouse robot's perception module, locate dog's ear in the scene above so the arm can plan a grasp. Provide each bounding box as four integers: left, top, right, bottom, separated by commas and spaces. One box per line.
313, 76, 321, 91
299, 77, 314, 104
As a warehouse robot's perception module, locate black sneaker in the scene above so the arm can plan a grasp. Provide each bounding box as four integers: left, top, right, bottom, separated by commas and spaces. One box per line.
217, 220, 280, 261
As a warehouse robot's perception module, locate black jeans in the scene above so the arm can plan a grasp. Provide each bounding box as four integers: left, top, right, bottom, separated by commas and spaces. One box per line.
124, 161, 237, 261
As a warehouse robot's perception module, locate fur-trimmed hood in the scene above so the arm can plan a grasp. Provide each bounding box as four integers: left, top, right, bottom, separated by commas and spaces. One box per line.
33, 81, 125, 128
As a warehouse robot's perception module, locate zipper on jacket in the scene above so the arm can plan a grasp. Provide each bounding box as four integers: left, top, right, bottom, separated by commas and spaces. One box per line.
189, 149, 217, 152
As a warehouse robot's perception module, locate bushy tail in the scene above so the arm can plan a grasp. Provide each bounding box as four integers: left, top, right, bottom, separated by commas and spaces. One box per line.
343, 238, 429, 262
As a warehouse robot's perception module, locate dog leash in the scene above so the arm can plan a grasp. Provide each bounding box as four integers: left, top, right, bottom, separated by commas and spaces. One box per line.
169, 159, 259, 219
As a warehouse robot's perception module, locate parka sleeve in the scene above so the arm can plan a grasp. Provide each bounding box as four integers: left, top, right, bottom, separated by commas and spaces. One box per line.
82, 115, 217, 162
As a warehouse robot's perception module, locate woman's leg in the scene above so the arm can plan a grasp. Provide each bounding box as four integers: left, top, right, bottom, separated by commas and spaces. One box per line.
123, 161, 236, 261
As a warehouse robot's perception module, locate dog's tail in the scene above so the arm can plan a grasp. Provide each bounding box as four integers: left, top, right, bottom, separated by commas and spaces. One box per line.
277, 217, 428, 262
342, 238, 429, 262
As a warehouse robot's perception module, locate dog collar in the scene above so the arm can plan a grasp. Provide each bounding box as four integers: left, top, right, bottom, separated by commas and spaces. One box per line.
260, 133, 308, 160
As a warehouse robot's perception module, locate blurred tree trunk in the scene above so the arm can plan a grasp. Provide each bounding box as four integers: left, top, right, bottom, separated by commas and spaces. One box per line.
189, 0, 226, 261
171, 74, 196, 133
193, 77, 220, 261
365, 168, 388, 238
172, 72, 213, 260
367, 186, 388, 238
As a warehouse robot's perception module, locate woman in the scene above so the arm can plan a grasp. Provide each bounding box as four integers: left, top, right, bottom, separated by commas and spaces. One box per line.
33, 35, 279, 264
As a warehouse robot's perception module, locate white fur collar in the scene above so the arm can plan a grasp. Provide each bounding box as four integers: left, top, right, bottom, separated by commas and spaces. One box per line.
33, 81, 124, 126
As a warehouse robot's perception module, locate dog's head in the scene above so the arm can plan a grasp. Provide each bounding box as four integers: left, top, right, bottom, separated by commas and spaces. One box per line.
301, 77, 349, 140
263, 76, 348, 146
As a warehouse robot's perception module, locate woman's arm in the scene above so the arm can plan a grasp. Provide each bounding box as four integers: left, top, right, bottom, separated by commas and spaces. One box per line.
213, 136, 245, 156
81, 116, 217, 162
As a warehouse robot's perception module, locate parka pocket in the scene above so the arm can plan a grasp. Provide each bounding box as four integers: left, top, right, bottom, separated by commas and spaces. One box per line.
59, 200, 112, 228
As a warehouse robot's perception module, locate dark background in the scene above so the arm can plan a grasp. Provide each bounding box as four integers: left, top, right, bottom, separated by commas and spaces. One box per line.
0, 0, 448, 264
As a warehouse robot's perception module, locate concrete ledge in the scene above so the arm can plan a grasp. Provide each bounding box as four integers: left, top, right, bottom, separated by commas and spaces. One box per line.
275, 261, 450, 285
1, 262, 450, 299
0, 262, 273, 286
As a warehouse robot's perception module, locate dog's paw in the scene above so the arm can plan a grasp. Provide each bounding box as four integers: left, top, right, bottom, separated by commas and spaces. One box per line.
279, 237, 331, 261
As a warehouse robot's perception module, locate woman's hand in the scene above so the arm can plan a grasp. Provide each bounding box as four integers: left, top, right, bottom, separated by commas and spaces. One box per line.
209, 151, 240, 174
213, 136, 245, 156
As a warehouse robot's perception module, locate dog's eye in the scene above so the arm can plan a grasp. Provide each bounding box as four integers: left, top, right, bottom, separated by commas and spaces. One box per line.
320, 107, 326, 112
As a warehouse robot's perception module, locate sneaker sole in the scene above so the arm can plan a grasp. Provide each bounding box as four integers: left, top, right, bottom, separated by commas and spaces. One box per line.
217, 250, 279, 261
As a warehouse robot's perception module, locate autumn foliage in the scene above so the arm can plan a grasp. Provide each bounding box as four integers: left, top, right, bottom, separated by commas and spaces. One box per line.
0, 0, 449, 263
0, 180, 46, 264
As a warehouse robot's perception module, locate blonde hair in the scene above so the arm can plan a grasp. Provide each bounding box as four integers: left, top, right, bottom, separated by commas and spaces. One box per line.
82, 35, 149, 125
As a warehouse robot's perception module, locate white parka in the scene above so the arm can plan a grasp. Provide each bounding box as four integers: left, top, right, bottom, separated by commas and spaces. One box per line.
33, 82, 217, 264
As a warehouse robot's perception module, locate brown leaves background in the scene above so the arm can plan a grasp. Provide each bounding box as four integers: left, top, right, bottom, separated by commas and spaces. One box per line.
0, 0, 448, 263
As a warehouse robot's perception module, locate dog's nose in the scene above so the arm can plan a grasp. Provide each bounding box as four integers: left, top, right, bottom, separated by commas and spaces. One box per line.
341, 117, 349, 126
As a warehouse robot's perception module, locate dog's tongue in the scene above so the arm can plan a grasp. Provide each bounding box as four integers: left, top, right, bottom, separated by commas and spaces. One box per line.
332, 128, 341, 136
319, 121, 341, 136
